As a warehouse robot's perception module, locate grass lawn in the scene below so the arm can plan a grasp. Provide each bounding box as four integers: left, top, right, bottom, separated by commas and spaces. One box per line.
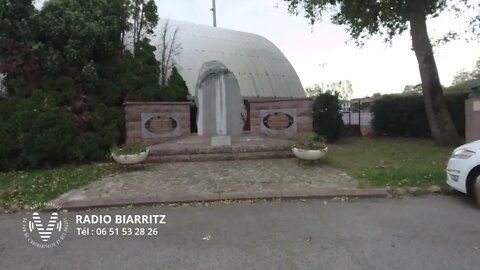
326, 137, 456, 188
0, 163, 118, 212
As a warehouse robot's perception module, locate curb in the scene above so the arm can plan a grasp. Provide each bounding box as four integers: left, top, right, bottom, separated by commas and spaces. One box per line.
47, 188, 389, 211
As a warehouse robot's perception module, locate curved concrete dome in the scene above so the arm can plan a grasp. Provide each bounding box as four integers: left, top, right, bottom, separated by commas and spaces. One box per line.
149, 20, 305, 98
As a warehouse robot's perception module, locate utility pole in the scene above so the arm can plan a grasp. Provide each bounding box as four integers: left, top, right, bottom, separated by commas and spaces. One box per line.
211, 0, 217, 27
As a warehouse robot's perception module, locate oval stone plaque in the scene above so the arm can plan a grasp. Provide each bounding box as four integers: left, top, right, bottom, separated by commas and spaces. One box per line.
145, 116, 178, 134
263, 112, 294, 130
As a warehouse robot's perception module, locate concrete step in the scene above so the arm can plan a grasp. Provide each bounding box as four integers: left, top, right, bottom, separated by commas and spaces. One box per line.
146, 135, 294, 163
150, 144, 291, 155
148, 150, 294, 163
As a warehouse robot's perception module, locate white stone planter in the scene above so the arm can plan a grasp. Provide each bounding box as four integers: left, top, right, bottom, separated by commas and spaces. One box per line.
112, 148, 150, 165
292, 147, 328, 161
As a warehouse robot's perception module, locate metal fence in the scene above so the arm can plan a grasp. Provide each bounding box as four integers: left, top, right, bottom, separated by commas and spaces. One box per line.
342, 111, 373, 126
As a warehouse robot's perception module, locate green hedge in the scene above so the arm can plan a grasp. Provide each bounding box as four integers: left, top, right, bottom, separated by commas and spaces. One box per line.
0, 0, 189, 171
313, 93, 344, 142
371, 93, 469, 138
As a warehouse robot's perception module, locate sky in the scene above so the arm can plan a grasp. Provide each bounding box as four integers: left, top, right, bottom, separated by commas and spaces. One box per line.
33, 0, 480, 99
154, 0, 480, 98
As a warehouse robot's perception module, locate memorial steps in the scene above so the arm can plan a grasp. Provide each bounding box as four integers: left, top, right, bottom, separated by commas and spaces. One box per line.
147, 135, 294, 163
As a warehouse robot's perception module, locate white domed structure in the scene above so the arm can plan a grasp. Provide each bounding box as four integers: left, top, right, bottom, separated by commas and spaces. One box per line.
149, 20, 305, 99
125, 19, 312, 139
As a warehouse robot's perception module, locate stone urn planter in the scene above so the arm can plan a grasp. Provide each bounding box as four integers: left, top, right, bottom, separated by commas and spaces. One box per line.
292, 147, 328, 161
111, 143, 150, 165
292, 132, 328, 161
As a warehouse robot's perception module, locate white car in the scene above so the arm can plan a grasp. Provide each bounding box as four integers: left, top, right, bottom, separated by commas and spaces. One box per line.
447, 140, 480, 207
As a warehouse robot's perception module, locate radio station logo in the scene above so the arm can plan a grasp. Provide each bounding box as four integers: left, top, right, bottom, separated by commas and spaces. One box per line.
22, 202, 69, 248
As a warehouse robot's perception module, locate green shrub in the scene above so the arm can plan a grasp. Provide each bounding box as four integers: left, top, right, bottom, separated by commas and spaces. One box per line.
312, 93, 344, 142
371, 93, 469, 138
168, 67, 190, 101
0, 99, 20, 170
0, 0, 187, 171
445, 93, 468, 137
13, 93, 76, 168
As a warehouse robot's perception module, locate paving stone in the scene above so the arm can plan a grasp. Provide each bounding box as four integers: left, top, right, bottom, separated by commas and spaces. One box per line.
50, 159, 375, 208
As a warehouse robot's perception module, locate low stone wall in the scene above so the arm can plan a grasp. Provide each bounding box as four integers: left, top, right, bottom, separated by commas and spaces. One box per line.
248, 98, 313, 139
124, 102, 191, 145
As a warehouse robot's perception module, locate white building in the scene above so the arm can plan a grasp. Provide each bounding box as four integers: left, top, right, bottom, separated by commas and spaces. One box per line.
148, 20, 306, 99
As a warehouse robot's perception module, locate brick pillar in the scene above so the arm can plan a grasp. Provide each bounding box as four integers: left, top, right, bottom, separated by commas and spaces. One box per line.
466, 98, 480, 143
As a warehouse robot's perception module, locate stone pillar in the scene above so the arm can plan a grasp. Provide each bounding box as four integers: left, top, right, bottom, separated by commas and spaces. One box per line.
195, 61, 244, 137
124, 102, 191, 145
466, 98, 480, 143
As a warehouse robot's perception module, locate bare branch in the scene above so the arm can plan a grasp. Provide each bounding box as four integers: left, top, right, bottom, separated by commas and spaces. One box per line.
157, 20, 181, 86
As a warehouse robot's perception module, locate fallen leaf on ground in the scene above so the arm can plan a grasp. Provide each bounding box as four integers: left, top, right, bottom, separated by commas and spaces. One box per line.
474, 246, 480, 252
202, 235, 212, 241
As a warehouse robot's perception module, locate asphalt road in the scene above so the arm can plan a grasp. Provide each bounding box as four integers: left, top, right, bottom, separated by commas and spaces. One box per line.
1, 195, 479, 270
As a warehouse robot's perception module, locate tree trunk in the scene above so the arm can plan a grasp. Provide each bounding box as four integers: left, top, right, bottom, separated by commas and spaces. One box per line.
408, 0, 461, 146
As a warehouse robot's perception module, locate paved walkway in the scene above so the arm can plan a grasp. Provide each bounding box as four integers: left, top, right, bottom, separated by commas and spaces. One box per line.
51, 159, 386, 209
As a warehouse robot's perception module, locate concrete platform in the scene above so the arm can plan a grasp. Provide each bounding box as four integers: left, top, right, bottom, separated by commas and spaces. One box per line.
148, 135, 294, 162
49, 159, 388, 210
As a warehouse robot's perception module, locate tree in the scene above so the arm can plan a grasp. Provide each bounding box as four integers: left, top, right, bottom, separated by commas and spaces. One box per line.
330, 80, 353, 100
0, 0, 39, 87
284, 0, 467, 146
458, 0, 480, 39
403, 84, 423, 95
158, 20, 180, 86
167, 66, 189, 101
122, 38, 162, 102
130, 0, 158, 50
452, 59, 480, 85
447, 58, 480, 93
305, 80, 353, 99
312, 92, 344, 142
305, 83, 323, 97
452, 69, 475, 86
0, 0, 132, 169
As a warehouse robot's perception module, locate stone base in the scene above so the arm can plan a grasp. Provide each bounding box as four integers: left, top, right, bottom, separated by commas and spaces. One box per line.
211, 135, 232, 147
148, 135, 294, 162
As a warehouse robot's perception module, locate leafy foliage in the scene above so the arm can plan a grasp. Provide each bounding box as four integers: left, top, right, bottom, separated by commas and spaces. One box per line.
111, 142, 148, 156
285, 0, 447, 44
0, 0, 40, 86
168, 66, 190, 101
122, 40, 189, 102
123, 38, 163, 101
292, 132, 327, 150
284, 0, 472, 146
402, 84, 423, 96
312, 92, 344, 142
305, 80, 353, 99
450, 58, 480, 88
0, 0, 187, 171
371, 93, 469, 138
130, 0, 159, 46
